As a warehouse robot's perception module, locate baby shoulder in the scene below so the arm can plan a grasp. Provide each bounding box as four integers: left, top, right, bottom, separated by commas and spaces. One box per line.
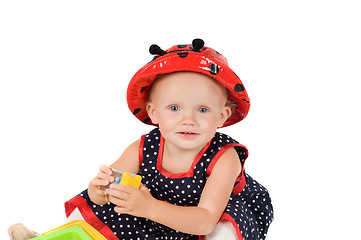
110, 139, 142, 174
212, 147, 241, 178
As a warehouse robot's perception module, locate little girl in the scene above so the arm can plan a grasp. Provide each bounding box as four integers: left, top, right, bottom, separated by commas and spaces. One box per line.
11, 39, 273, 240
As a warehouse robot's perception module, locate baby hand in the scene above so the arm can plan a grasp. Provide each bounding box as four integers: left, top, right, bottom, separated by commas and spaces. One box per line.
88, 165, 115, 204
91, 165, 115, 188
106, 183, 156, 219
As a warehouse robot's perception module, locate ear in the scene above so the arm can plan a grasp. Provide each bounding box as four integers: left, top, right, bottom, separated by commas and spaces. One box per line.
146, 102, 159, 125
218, 106, 232, 128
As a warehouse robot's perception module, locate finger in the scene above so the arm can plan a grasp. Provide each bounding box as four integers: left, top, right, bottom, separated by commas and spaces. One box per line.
91, 178, 111, 187
108, 195, 127, 207
139, 183, 148, 190
109, 184, 134, 193
99, 165, 113, 175
96, 171, 114, 183
94, 187, 106, 196
106, 188, 129, 200
114, 206, 128, 215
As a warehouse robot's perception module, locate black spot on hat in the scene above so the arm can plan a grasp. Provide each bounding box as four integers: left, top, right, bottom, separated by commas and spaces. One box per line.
143, 118, 151, 124
192, 39, 204, 52
242, 98, 250, 103
133, 108, 141, 115
209, 63, 219, 75
234, 83, 245, 92
177, 52, 188, 58
177, 44, 188, 49
140, 86, 148, 93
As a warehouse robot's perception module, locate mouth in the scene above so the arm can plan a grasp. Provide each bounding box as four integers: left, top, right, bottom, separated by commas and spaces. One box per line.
176, 131, 199, 139
177, 131, 197, 135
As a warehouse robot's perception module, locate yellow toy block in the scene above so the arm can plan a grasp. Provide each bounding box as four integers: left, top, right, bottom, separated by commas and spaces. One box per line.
119, 172, 142, 188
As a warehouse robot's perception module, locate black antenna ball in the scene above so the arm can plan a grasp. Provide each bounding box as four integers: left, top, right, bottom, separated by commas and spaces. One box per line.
192, 38, 205, 52
149, 44, 167, 56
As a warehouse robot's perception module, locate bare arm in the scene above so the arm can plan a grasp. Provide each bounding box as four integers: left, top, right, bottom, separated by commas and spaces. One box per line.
109, 139, 141, 173
107, 147, 241, 235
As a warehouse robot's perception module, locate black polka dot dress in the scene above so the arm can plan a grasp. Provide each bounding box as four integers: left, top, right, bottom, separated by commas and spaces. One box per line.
65, 128, 273, 240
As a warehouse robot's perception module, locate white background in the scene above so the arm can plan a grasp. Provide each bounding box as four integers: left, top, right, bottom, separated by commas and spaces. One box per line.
1, 1, 360, 239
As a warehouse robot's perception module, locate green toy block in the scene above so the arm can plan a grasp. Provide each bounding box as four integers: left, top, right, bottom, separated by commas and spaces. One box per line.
32, 225, 93, 240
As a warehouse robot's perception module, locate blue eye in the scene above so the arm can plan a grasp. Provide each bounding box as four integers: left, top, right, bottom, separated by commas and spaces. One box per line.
169, 106, 179, 112
198, 107, 209, 113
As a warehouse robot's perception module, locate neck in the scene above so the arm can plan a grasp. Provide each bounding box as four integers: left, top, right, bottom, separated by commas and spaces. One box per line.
164, 141, 202, 161
161, 140, 206, 174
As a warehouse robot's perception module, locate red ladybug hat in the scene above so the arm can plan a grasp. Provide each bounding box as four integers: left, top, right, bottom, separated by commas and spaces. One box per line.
127, 39, 250, 127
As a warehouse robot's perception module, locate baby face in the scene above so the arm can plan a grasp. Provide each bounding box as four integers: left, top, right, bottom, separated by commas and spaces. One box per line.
146, 72, 231, 152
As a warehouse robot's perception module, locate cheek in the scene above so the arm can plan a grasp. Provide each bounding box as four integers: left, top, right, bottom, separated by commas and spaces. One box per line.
201, 112, 221, 122
196, 116, 218, 129
157, 114, 177, 128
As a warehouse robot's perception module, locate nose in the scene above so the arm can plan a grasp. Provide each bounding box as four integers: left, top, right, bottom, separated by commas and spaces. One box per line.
181, 111, 196, 125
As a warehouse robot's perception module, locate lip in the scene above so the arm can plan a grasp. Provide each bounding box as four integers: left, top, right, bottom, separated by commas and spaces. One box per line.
176, 131, 199, 139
